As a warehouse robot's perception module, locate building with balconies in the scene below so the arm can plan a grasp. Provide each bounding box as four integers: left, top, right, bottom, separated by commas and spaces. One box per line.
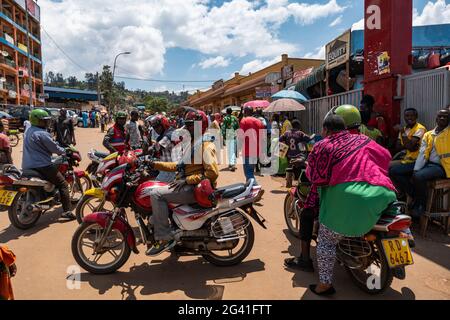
0, 0, 43, 106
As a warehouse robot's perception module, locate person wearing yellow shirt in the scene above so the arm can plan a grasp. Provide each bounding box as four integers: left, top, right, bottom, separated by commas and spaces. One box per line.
389, 108, 426, 203
281, 115, 293, 136
410, 109, 449, 217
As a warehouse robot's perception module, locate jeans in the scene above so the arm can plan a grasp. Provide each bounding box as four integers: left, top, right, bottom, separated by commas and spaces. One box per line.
156, 171, 176, 183
149, 185, 196, 241
226, 139, 236, 167
34, 165, 71, 212
412, 163, 446, 208
243, 157, 258, 185
389, 162, 416, 198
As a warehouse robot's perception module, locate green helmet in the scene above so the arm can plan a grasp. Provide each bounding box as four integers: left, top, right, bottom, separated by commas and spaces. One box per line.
30, 109, 51, 126
327, 104, 361, 129
115, 111, 128, 120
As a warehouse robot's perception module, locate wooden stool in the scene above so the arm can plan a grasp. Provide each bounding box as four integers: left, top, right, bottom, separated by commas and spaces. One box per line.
420, 179, 450, 237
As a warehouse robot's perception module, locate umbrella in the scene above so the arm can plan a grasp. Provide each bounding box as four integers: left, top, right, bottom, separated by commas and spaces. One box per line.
263, 98, 306, 113
221, 106, 241, 114
272, 90, 307, 102
243, 100, 270, 110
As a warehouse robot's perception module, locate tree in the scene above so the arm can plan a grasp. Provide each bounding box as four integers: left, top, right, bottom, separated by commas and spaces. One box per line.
145, 96, 170, 113
67, 76, 78, 88
55, 73, 65, 87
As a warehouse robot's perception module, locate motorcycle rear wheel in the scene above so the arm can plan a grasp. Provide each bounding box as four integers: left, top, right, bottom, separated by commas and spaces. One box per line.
202, 222, 254, 267
72, 221, 131, 274
284, 194, 300, 238
345, 240, 394, 295
69, 176, 92, 204
8, 190, 42, 230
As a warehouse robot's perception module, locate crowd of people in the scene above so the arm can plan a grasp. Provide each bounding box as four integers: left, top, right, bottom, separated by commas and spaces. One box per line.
1, 97, 449, 299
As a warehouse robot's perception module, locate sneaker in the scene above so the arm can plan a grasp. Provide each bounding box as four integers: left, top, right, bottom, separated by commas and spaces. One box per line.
146, 240, 176, 256
60, 211, 76, 221
284, 257, 314, 272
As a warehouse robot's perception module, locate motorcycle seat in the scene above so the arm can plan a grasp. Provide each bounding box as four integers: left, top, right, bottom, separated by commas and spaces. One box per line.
377, 202, 406, 225
216, 183, 247, 199
22, 169, 45, 180
94, 150, 109, 159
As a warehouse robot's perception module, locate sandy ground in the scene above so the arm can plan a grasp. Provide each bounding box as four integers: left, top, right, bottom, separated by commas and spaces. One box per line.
0, 127, 449, 300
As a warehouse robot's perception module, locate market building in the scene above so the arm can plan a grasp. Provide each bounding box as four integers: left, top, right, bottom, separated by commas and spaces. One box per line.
0, 0, 43, 106
187, 54, 323, 113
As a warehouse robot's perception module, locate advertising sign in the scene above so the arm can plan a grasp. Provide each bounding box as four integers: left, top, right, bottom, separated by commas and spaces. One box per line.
14, 0, 41, 22
265, 72, 281, 84
255, 87, 272, 99
326, 30, 351, 70
292, 67, 314, 83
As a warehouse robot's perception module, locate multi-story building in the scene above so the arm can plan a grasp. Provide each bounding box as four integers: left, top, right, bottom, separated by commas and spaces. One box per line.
0, 0, 43, 106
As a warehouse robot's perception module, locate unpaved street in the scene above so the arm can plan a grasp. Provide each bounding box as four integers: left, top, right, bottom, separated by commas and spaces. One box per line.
1, 127, 449, 300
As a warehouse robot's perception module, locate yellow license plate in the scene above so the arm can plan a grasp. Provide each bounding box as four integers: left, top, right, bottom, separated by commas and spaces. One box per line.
382, 238, 414, 268
0, 190, 18, 206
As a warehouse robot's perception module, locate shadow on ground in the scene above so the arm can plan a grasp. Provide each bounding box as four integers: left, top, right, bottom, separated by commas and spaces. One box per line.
78, 258, 265, 300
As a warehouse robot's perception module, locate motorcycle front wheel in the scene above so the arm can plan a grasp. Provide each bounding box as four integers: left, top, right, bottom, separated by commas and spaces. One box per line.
345, 240, 394, 295
284, 194, 300, 238
8, 134, 19, 147
8, 190, 42, 230
75, 195, 115, 224
72, 221, 131, 274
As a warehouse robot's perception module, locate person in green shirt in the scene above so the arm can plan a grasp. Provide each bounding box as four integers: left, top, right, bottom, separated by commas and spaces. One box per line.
221, 108, 239, 171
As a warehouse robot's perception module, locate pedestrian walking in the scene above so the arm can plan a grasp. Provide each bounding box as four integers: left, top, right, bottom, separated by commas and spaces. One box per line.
54, 108, 76, 147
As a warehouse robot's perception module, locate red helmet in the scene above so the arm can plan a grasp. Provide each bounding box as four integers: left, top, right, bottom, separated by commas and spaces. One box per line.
185, 110, 208, 135
118, 150, 138, 170
149, 115, 170, 131
194, 179, 216, 208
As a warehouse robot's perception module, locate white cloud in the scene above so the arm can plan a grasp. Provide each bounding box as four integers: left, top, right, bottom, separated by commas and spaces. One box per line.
288, 0, 346, 26
304, 46, 326, 59
40, 0, 347, 80
351, 18, 364, 31
237, 56, 281, 75
413, 0, 450, 26
329, 15, 343, 27
198, 56, 231, 69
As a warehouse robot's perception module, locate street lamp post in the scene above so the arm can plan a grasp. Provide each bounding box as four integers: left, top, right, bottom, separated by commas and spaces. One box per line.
110, 52, 131, 113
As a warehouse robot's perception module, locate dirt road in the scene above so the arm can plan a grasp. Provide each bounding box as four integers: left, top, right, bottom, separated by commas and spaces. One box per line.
1, 127, 449, 300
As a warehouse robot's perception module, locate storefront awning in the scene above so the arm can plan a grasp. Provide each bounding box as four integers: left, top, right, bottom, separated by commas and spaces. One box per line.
292, 64, 326, 93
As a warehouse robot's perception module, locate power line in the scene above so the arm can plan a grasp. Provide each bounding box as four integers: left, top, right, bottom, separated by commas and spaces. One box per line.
41, 27, 89, 72
115, 75, 216, 83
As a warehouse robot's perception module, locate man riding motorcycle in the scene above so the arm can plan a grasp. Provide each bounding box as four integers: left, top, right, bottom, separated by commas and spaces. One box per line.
103, 111, 127, 154
147, 114, 177, 183
22, 109, 75, 220
146, 110, 219, 256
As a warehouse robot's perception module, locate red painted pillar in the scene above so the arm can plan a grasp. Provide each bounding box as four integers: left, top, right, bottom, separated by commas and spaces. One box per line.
364, 0, 412, 140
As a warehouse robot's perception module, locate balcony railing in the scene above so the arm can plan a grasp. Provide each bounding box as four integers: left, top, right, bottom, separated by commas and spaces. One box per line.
0, 57, 16, 68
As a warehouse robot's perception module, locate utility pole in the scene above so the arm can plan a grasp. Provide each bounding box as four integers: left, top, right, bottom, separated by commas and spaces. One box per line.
25, 1, 33, 108
96, 72, 101, 105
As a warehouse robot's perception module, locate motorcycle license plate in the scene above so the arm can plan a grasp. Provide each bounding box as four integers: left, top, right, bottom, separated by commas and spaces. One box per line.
381, 238, 414, 268
0, 190, 18, 206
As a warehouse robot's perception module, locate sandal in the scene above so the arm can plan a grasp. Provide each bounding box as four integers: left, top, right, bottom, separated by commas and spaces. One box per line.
284, 257, 314, 272
309, 284, 336, 296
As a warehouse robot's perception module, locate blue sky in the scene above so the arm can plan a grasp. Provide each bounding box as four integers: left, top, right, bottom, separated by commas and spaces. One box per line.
40, 0, 450, 93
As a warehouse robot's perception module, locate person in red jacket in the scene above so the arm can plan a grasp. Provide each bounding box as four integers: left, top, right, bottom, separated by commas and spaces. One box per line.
103, 111, 128, 154
238, 106, 265, 185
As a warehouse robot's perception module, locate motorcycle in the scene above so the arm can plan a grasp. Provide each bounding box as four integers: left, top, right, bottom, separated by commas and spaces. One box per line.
85, 149, 144, 188
284, 167, 414, 294
71, 162, 267, 274
0, 146, 92, 229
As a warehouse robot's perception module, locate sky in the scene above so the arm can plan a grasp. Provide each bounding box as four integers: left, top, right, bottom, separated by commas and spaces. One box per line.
39, 0, 450, 93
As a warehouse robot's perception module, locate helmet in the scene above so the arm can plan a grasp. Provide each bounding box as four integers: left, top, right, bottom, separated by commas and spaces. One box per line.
194, 179, 216, 208
185, 110, 209, 135
148, 114, 170, 131
115, 111, 128, 120
326, 104, 361, 129
30, 109, 51, 126
118, 150, 138, 170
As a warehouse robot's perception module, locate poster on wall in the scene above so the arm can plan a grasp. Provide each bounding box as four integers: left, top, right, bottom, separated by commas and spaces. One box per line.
255, 87, 272, 99
326, 30, 351, 70
377, 51, 391, 75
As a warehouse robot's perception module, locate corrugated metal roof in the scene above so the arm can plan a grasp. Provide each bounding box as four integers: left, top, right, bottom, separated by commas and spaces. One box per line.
44, 86, 98, 95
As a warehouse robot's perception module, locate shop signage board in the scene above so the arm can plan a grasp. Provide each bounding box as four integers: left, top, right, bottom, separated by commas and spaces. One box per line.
292, 67, 314, 83
255, 86, 273, 98
212, 79, 224, 90
282, 65, 294, 80
265, 72, 281, 84
326, 29, 351, 70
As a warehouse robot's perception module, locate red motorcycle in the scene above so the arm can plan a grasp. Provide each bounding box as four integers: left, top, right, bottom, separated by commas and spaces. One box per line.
72, 161, 266, 274
0, 147, 91, 229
